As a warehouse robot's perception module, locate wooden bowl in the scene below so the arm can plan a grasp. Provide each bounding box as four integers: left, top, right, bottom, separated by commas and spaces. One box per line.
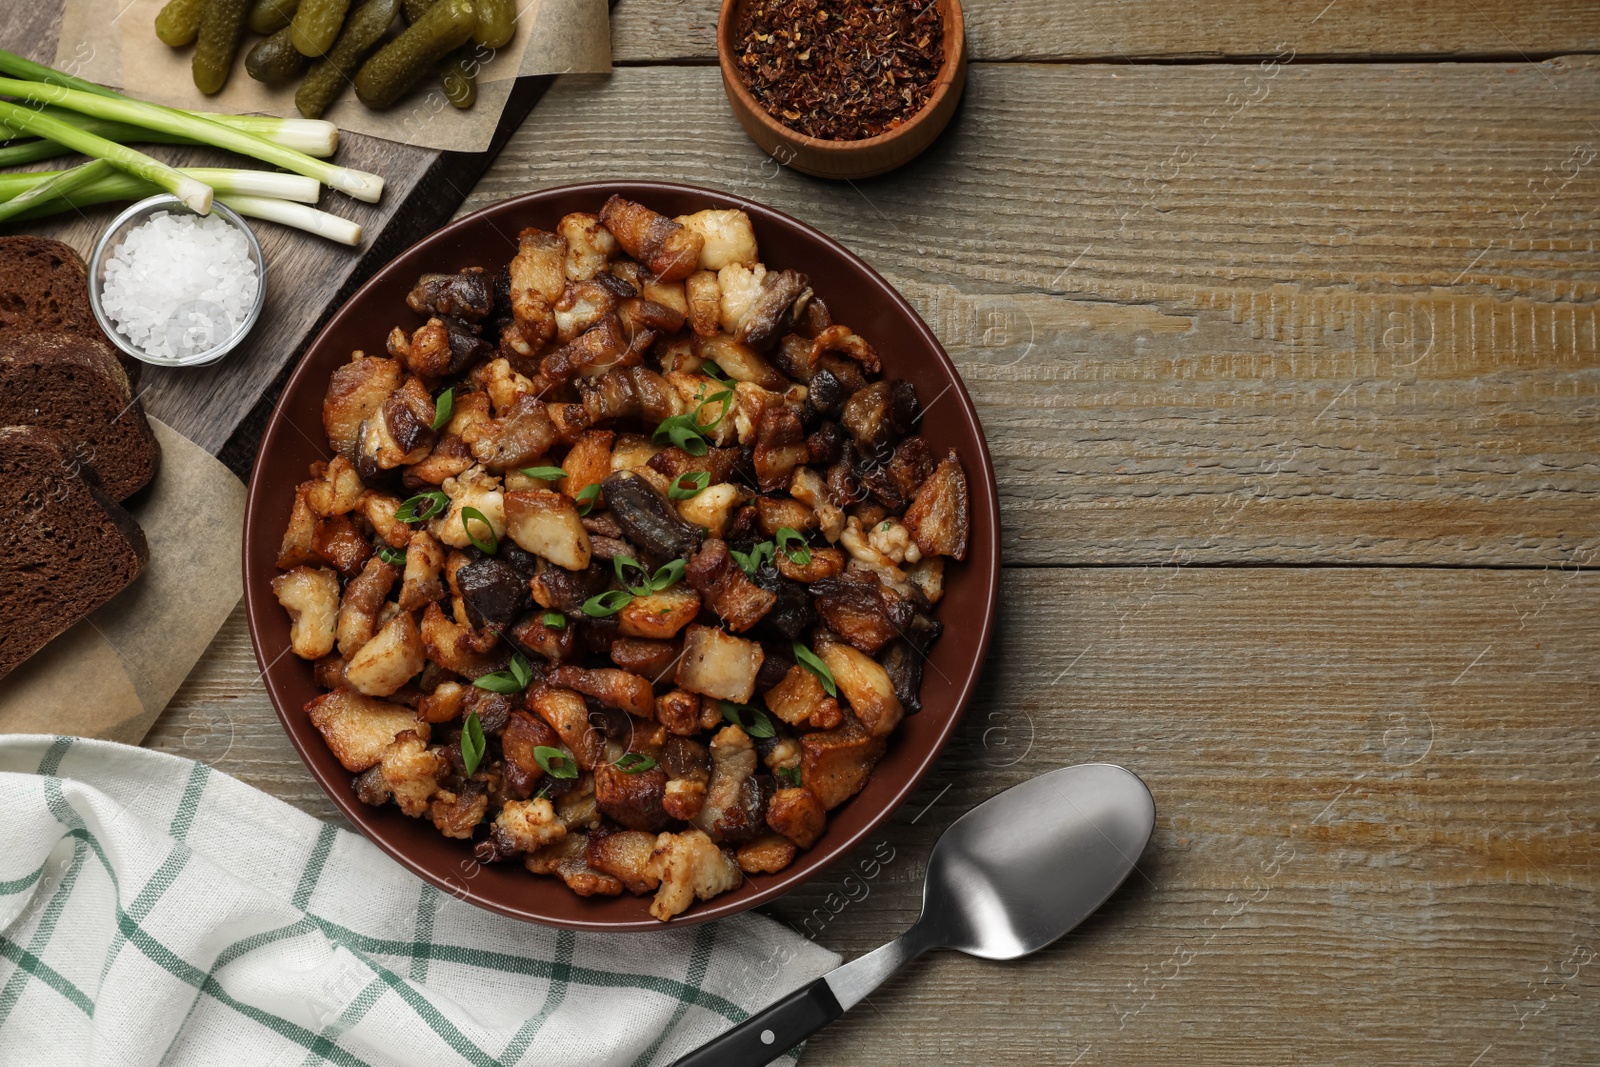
243, 182, 1000, 931
717, 0, 967, 180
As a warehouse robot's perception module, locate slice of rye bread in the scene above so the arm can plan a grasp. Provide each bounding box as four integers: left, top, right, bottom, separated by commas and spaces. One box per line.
0, 235, 139, 385
0, 425, 149, 681
0, 331, 161, 501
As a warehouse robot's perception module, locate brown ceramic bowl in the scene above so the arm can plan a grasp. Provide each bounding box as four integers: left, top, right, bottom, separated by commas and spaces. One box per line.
717, 0, 967, 180
243, 182, 1000, 931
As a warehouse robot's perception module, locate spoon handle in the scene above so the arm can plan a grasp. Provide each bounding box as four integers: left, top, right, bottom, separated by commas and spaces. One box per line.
664, 979, 842, 1066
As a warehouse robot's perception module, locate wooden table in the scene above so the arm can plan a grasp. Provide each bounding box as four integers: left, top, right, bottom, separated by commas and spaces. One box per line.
61, 0, 1600, 1062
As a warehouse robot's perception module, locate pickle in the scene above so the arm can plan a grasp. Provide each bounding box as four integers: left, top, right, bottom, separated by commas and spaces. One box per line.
294, 0, 401, 119
471, 0, 513, 48
154, 0, 207, 47
290, 0, 353, 57
401, 0, 434, 23
247, 0, 301, 34
246, 25, 312, 82
192, 0, 251, 95
438, 47, 477, 108
354, 0, 475, 110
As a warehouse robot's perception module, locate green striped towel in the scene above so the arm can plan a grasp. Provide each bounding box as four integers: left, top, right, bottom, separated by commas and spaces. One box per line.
0, 735, 840, 1066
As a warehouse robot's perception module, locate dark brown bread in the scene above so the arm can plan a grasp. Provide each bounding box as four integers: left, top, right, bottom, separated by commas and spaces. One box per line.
0, 235, 139, 385
0, 426, 149, 681
0, 331, 161, 501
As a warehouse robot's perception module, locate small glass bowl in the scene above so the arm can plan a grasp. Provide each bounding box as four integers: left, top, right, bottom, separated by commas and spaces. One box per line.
88, 194, 267, 369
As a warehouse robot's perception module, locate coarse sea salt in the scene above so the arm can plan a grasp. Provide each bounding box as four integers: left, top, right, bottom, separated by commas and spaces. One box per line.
101, 210, 259, 362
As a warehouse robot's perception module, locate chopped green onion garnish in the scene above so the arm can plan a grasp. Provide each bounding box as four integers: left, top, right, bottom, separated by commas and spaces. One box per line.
582, 589, 634, 617
730, 541, 774, 576
700, 389, 735, 429
461, 506, 497, 554
574, 483, 601, 516
777, 764, 802, 788
542, 612, 567, 630
649, 558, 686, 591
534, 745, 579, 779
611, 555, 684, 597
520, 466, 567, 481
396, 490, 449, 524
613, 753, 658, 774
701, 361, 732, 384
461, 711, 486, 776
651, 389, 734, 458
614, 555, 653, 596
720, 700, 776, 739
431, 387, 454, 431
668, 470, 710, 500
794, 643, 838, 697
376, 545, 407, 566
775, 526, 812, 565
473, 652, 534, 694
472, 672, 522, 695
652, 413, 710, 457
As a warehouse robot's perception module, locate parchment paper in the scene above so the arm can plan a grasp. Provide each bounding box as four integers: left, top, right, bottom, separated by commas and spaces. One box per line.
55, 0, 610, 153
0, 418, 246, 745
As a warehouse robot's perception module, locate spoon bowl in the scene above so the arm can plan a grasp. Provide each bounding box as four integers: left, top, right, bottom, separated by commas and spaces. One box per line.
922, 763, 1157, 960
670, 763, 1156, 1065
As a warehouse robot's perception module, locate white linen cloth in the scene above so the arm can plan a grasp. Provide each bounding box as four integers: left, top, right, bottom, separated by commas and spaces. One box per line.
0, 735, 839, 1066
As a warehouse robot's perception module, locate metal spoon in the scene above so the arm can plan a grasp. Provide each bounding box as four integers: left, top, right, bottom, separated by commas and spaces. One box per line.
668, 763, 1156, 1066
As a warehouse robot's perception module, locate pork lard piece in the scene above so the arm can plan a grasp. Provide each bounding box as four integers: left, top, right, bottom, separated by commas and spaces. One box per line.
675, 625, 764, 704
599, 195, 704, 283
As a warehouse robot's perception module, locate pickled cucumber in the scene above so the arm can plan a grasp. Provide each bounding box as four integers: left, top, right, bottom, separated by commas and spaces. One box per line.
290, 0, 353, 57
247, 0, 301, 34
354, 0, 475, 110
192, 0, 251, 95
438, 47, 477, 108
401, 0, 434, 24
294, 0, 401, 119
246, 25, 312, 82
154, 0, 207, 47
470, 0, 512, 48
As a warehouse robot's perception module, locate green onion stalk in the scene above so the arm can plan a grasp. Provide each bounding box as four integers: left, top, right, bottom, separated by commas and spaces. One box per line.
0, 158, 115, 223
0, 167, 359, 245
0, 99, 212, 213
0, 50, 338, 156
1, 106, 191, 146
0, 78, 381, 202
0, 138, 80, 167
220, 195, 362, 245
0, 166, 320, 203
0, 108, 334, 165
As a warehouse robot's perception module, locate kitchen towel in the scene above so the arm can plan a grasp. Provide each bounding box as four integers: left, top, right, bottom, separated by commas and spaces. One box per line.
0, 735, 839, 1066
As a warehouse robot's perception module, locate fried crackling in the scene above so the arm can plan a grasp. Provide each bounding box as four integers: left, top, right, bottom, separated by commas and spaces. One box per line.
599, 195, 704, 283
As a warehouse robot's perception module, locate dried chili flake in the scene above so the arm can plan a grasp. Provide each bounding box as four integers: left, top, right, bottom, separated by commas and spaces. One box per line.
735, 0, 945, 141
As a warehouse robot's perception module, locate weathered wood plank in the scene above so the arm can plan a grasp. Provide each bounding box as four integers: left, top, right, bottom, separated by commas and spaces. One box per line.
461, 62, 1600, 567
612, 0, 1600, 62
790, 566, 1599, 1065
147, 566, 1600, 1065
0, 8, 550, 456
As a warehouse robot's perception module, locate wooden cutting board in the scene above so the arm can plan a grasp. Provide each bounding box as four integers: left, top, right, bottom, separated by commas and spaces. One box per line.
0, 5, 552, 469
